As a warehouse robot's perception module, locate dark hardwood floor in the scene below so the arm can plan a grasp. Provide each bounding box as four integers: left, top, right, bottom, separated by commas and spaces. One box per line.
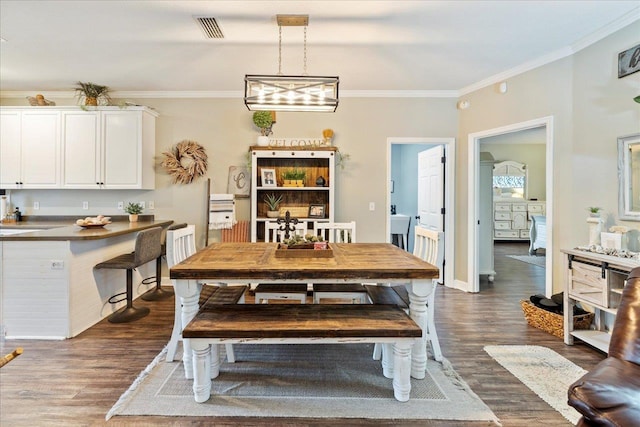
0, 242, 604, 426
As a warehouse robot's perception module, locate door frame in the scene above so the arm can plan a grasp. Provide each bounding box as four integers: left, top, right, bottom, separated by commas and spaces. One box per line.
387, 137, 456, 289
467, 116, 554, 294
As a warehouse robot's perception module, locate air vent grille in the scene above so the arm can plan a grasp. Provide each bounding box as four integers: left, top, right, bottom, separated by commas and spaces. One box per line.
195, 16, 224, 39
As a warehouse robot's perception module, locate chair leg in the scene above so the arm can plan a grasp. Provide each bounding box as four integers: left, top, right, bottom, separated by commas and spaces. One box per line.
372, 343, 382, 360
426, 289, 443, 362
108, 269, 150, 323
166, 296, 182, 362
142, 256, 174, 301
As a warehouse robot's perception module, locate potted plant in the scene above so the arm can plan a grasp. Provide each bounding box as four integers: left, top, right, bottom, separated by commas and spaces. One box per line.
294, 169, 306, 187
282, 170, 297, 187
75, 81, 112, 106
125, 202, 143, 222
264, 193, 283, 218
252, 111, 275, 146
587, 207, 602, 217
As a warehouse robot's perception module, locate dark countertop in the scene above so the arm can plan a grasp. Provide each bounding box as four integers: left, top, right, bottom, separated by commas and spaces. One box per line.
0, 218, 173, 241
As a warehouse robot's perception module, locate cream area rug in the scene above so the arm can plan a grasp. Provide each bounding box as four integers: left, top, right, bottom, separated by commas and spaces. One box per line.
506, 254, 546, 268
484, 345, 587, 424
107, 343, 499, 424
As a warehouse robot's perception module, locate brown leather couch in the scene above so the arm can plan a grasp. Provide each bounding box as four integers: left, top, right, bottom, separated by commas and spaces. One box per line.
567, 267, 640, 426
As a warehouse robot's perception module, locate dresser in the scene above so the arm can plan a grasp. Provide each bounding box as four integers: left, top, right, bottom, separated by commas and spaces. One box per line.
493, 200, 545, 240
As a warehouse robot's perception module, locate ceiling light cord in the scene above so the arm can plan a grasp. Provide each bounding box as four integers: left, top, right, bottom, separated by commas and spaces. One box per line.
278, 25, 283, 75
303, 25, 308, 76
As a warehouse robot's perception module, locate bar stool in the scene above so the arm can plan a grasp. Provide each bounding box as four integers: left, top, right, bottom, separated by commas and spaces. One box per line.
95, 227, 162, 323
141, 223, 187, 301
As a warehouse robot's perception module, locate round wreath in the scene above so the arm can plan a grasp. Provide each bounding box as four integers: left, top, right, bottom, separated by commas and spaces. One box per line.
161, 140, 208, 185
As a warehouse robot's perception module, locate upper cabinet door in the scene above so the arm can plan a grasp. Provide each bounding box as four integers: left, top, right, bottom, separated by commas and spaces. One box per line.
0, 111, 22, 188
101, 111, 142, 188
61, 111, 101, 188
19, 111, 61, 188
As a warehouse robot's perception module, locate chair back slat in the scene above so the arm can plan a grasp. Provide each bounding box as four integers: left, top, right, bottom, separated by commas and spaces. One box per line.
413, 226, 442, 268
315, 221, 356, 243
264, 221, 307, 242
167, 225, 197, 268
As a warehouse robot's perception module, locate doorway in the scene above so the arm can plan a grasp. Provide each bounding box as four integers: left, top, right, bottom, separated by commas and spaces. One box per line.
387, 137, 456, 290
467, 117, 554, 295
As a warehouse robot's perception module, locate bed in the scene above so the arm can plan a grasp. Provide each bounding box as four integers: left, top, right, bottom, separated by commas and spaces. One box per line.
529, 215, 546, 255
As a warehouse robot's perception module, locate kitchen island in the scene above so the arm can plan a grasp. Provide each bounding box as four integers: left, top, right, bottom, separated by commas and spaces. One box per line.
1, 219, 172, 339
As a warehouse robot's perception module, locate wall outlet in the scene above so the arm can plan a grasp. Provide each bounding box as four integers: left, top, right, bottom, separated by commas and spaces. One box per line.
148, 201, 154, 210
33, 201, 39, 210
139, 201, 145, 210
50, 260, 64, 269
117, 201, 124, 210
82, 201, 89, 210
369, 202, 375, 211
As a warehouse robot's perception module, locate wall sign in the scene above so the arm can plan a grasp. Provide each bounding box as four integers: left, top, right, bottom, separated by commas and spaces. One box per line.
618, 43, 640, 78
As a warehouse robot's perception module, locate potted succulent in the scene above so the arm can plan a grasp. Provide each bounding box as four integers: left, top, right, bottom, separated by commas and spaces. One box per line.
75, 81, 112, 106
282, 170, 297, 187
294, 169, 306, 187
252, 111, 274, 146
587, 207, 602, 218
125, 202, 143, 222
264, 193, 283, 218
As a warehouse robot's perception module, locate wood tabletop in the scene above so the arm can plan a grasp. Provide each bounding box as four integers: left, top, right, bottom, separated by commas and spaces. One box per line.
170, 242, 439, 282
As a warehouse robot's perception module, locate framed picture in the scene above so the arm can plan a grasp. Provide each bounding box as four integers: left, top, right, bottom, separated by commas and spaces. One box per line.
309, 204, 325, 218
227, 166, 250, 198
618, 43, 640, 78
261, 168, 277, 187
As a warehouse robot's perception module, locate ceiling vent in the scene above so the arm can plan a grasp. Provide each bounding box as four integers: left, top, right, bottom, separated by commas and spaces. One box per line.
194, 16, 224, 39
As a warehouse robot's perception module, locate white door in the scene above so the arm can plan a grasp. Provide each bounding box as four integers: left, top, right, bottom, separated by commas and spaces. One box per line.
418, 145, 445, 282
418, 145, 444, 231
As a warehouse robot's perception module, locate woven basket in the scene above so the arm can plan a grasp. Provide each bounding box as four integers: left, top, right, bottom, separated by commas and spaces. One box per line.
520, 300, 594, 339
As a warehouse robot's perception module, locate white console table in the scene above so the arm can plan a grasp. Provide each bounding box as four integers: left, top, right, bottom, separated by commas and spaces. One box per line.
561, 248, 639, 352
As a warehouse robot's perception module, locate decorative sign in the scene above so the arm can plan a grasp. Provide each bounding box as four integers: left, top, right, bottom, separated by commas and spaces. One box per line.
618, 43, 640, 78
266, 137, 331, 147
227, 166, 250, 198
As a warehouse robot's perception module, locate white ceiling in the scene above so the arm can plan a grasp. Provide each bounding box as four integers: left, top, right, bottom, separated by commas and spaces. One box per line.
1, 1, 638, 96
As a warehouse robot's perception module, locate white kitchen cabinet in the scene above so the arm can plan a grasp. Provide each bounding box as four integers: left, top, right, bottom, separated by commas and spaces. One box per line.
0, 110, 61, 189
62, 107, 157, 189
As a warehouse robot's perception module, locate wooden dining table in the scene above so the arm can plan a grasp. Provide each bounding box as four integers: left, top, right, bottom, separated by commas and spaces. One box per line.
170, 242, 439, 379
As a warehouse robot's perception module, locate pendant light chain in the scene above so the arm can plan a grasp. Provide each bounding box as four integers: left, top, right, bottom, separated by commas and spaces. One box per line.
278, 24, 283, 75
303, 25, 308, 76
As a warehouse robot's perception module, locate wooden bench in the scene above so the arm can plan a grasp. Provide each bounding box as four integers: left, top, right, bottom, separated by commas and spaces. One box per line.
364, 284, 409, 308
183, 304, 422, 403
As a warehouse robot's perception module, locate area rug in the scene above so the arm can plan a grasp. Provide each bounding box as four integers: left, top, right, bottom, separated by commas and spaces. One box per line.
484, 345, 587, 424
107, 343, 500, 424
506, 254, 546, 268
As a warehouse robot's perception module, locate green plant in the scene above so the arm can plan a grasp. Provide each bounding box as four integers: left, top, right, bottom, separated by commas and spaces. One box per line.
587, 206, 602, 214
282, 169, 297, 180
263, 193, 283, 211
252, 111, 274, 136
74, 81, 112, 106
124, 202, 144, 215
336, 149, 350, 170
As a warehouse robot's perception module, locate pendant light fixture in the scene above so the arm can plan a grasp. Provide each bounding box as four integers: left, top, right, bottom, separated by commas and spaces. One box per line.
244, 15, 339, 112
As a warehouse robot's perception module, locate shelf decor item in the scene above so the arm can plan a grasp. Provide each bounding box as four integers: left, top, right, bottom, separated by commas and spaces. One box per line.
74, 81, 112, 106
252, 111, 274, 146
124, 202, 143, 222
264, 193, 283, 218
161, 140, 208, 185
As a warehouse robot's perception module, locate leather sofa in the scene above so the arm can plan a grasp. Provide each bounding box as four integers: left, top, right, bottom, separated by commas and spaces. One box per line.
567, 267, 640, 426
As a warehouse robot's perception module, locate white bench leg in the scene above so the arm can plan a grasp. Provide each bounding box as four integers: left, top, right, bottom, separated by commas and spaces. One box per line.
408, 289, 428, 380
191, 340, 212, 403
210, 344, 220, 379
381, 343, 394, 378
392, 341, 413, 402
427, 289, 443, 362
372, 343, 382, 360
166, 296, 182, 362
181, 293, 200, 379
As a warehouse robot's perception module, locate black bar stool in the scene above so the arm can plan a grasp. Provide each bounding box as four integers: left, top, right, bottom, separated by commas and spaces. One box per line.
95, 227, 162, 323
141, 223, 187, 301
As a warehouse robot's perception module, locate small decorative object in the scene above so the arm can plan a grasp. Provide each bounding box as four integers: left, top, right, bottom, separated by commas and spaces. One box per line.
587, 207, 601, 217
75, 215, 112, 228
124, 202, 143, 222
294, 169, 305, 187
601, 232, 624, 251
276, 211, 300, 241
252, 111, 275, 146
275, 230, 332, 258
315, 176, 326, 187
308, 204, 325, 218
161, 140, 208, 185
618, 43, 640, 78
74, 81, 112, 106
261, 168, 277, 187
264, 193, 283, 218
227, 166, 250, 198
322, 128, 334, 144
26, 94, 55, 106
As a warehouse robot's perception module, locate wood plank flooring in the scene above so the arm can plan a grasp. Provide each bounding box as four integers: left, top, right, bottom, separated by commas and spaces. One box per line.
0, 242, 604, 426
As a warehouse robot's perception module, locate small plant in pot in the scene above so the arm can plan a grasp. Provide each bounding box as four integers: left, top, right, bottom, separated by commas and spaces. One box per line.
252, 111, 274, 146
264, 193, 283, 218
125, 202, 144, 222
75, 81, 112, 106
587, 206, 602, 217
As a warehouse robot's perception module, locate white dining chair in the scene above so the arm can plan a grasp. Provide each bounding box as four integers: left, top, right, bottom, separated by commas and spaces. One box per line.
312, 221, 368, 304
165, 225, 238, 369
373, 225, 443, 363
254, 221, 309, 303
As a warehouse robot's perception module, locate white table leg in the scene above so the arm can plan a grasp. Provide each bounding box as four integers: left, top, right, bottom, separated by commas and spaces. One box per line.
191, 340, 212, 403
381, 343, 394, 378
407, 280, 429, 379
174, 279, 203, 379
392, 341, 413, 402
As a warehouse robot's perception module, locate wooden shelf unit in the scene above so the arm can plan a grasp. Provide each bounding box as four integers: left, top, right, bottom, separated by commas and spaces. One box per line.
250, 146, 336, 242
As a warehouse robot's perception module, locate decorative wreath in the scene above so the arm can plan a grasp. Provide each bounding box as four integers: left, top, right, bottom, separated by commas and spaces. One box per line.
161, 140, 208, 185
